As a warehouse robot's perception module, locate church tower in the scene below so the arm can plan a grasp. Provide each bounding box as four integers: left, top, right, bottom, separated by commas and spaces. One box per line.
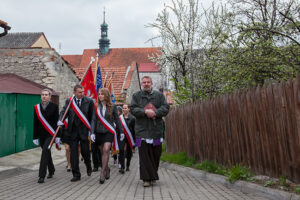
99, 8, 110, 55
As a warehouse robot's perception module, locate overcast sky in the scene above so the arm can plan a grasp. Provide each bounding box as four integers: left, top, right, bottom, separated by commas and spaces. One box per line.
1, 0, 214, 55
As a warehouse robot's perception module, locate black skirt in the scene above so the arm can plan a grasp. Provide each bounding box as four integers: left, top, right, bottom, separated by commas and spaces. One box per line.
138, 141, 162, 181
95, 132, 114, 145
61, 130, 72, 145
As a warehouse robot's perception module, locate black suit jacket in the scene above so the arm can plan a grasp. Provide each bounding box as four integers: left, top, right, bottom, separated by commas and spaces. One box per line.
33, 102, 59, 141
59, 96, 94, 140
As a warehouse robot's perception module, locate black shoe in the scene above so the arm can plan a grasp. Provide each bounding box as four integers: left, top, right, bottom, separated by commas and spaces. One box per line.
119, 169, 125, 174
92, 168, 98, 172
67, 168, 71, 172
70, 177, 81, 182
105, 168, 110, 179
47, 172, 54, 179
87, 171, 92, 176
87, 169, 92, 176
38, 177, 44, 183
99, 178, 105, 184
126, 167, 130, 171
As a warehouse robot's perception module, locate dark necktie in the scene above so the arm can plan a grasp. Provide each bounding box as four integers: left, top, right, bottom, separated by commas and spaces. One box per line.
77, 99, 80, 107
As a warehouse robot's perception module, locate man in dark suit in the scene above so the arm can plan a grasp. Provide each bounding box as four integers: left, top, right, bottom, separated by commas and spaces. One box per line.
33, 88, 60, 183
58, 84, 94, 182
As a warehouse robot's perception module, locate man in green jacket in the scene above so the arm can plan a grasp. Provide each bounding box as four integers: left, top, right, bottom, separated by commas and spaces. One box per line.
130, 76, 169, 187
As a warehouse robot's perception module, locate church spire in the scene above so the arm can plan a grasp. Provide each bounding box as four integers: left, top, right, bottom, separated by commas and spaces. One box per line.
99, 7, 110, 55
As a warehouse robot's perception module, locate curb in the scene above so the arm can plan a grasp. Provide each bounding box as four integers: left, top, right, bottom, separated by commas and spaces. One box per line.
160, 162, 300, 200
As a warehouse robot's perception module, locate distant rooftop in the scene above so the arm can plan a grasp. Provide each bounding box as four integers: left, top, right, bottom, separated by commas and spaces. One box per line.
0, 32, 50, 48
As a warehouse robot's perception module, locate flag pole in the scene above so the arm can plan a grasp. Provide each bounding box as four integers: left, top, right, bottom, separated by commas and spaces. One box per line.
103, 71, 109, 87
106, 72, 114, 88
48, 57, 95, 149
94, 53, 99, 84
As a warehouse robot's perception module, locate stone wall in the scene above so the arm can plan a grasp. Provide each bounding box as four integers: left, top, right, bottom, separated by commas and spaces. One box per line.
125, 66, 140, 104
0, 48, 79, 109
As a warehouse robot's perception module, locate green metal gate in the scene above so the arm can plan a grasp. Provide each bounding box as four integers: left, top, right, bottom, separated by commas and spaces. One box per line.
0, 94, 16, 157
16, 94, 41, 153
0, 93, 40, 157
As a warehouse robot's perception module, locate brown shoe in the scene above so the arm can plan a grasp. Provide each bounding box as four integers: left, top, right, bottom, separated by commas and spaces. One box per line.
143, 181, 151, 187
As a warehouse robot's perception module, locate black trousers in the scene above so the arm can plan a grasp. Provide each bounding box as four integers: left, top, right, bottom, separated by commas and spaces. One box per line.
118, 138, 133, 170
118, 137, 125, 170
70, 130, 91, 178
39, 137, 55, 178
138, 141, 162, 181
92, 142, 102, 168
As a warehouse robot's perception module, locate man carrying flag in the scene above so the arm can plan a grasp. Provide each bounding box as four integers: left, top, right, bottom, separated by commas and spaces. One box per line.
58, 83, 95, 182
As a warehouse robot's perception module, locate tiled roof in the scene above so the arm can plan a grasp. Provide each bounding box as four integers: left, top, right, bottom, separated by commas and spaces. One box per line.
0, 32, 44, 48
139, 62, 160, 72
0, 73, 58, 96
64, 47, 161, 100
62, 55, 82, 68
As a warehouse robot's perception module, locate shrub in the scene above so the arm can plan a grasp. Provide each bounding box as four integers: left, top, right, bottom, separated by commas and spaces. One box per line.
227, 164, 253, 183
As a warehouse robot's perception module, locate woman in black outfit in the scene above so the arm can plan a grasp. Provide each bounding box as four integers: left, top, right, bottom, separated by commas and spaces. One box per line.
91, 88, 123, 184
118, 104, 135, 173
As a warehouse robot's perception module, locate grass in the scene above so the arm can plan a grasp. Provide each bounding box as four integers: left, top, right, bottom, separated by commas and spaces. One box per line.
161, 144, 195, 167
160, 143, 300, 196
160, 144, 300, 195
161, 143, 252, 183
226, 164, 253, 183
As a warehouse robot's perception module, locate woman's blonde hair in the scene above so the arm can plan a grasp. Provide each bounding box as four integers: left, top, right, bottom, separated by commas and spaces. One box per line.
96, 88, 113, 117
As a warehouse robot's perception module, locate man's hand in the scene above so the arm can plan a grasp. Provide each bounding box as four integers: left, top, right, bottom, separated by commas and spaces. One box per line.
55, 137, 61, 144
57, 120, 64, 126
90, 134, 96, 142
145, 109, 156, 119
33, 139, 39, 146
120, 133, 125, 141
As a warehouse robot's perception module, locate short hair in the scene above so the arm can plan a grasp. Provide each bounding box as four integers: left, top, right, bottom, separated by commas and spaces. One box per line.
73, 84, 83, 92
41, 88, 52, 96
141, 76, 152, 83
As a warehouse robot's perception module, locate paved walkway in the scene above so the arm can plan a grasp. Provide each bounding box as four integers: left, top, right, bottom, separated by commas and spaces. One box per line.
0, 147, 270, 200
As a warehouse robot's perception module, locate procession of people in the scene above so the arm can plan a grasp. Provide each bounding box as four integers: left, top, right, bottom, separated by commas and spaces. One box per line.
33, 75, 169, 187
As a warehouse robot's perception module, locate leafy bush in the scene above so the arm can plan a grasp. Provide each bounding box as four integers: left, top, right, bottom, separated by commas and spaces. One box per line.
226, 164, 253, 183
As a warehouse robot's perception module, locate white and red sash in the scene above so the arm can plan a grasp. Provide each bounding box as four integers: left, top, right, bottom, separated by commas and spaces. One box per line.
94, 105, 119, 151
64, 118, 68, 129
119, 115, 135, 150
34, 104, 61, 150
70, 97, 91, 130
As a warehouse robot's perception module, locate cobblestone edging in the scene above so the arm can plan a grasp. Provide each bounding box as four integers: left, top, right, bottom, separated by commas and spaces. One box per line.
160, 162, 300, 200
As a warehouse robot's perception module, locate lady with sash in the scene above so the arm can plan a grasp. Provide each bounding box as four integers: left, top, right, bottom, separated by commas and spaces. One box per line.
118, 104, 135, 173
90, 88, 123, 184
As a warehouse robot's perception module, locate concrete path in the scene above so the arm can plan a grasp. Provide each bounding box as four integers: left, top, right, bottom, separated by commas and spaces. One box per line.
0, 147, 270, 200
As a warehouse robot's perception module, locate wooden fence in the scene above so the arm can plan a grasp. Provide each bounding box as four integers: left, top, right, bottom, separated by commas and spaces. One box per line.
165, 76, 300, 183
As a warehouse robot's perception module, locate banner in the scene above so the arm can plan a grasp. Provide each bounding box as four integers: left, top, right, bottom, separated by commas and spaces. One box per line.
81, 66, 97, 101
